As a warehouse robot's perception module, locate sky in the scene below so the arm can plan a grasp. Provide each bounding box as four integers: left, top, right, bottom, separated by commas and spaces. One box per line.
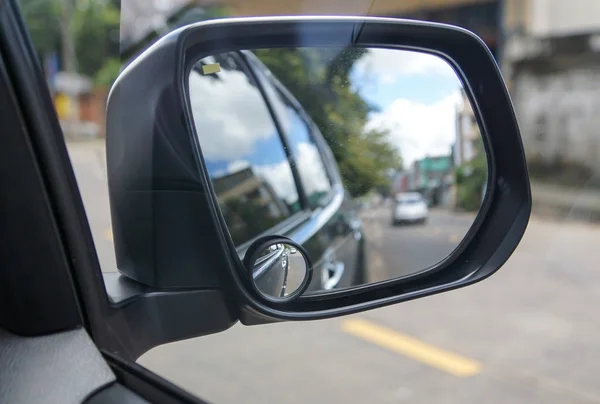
351, 48, 466, 168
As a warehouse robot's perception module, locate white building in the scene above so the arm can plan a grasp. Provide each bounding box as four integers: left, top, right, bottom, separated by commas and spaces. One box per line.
503, 0, 600, 174
453, 88, 479, 167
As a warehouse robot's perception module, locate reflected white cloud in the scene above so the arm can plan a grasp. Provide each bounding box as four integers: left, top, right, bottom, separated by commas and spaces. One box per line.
354, 48, 457, 85
254, 162, 297, 204
354, 48, 468, 166
227, 160, 251, 173
366, 91, 463, 166
295, 142, 331, 196
188, 67, 275, 161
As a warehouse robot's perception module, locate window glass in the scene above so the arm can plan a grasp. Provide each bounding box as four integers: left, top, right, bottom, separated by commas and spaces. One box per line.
188, 53, 301, 246
247, 56, 335, 208
275, 90, 334, 208
249, 62, 334, 208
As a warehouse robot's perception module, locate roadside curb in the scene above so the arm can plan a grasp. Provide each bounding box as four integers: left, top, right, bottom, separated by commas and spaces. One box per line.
530, 203, 600, 223
530, 182, 600, 224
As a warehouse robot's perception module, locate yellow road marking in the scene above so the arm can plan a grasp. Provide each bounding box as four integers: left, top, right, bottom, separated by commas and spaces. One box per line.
341, 318, 482, 378
105, 227, 113, 241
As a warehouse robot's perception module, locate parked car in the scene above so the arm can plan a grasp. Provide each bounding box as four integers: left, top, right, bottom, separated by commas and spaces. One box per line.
392, 192, 429, 225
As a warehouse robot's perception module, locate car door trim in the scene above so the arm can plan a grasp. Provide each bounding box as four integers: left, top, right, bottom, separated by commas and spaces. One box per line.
0, 326, 115, 404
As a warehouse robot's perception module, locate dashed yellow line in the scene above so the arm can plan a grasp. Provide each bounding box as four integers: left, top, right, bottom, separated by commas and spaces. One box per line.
105, 227, 113, 241
341, 318, 482, 378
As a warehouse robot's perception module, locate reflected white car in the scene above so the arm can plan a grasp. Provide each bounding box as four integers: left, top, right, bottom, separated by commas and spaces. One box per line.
392, 192, 428, 225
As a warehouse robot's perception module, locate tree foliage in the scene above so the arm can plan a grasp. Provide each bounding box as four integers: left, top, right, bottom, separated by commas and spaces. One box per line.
72, 0, 120, 82
254, 47, 401, 197
20, 0, 63, 57
20, 0, 121, 86
21, 1, 235, 88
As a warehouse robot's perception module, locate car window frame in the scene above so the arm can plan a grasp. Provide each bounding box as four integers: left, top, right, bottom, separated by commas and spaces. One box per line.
241, 51, 340, 209
270, 83, 338, 208
188, 50, 315, 252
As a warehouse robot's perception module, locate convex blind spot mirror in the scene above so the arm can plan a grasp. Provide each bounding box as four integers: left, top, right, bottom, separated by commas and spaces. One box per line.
106, 17, 530, 326
188, 46, 488, 297
243, 236, 312, 302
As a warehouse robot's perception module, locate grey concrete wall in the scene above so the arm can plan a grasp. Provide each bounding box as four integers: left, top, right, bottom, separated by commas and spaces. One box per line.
512, 63, 600, 173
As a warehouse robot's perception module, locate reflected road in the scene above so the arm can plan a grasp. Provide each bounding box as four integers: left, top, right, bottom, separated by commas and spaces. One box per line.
360, 207, 476, 282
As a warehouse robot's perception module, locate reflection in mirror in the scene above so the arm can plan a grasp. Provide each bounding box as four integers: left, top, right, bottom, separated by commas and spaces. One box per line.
251, 242, 309, 300
187, 46, 488, 298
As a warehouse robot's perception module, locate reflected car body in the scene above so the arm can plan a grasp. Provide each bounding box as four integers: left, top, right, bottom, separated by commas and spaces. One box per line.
392, 192, 429, 225
186, 50, 368, 293
253, 244, 289, 298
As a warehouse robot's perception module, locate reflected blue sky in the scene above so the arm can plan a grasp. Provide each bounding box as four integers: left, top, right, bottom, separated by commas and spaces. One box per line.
350, 48, 462, 111
204, 134, 288, 176
352, 72, 461, 111
350, 48, 465, 166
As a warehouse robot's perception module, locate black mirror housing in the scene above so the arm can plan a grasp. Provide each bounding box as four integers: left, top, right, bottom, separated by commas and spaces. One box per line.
106, 17, 530, 329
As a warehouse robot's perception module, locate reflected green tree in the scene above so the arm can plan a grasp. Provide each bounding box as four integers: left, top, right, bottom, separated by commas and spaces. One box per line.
254, 47, 401, 197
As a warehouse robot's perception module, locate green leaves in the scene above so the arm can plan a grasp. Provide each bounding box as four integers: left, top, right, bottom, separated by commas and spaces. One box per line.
94, 57, 121, 87
20, 0, 120, 84
72, 0, 120, 78
20, 0, 62, 57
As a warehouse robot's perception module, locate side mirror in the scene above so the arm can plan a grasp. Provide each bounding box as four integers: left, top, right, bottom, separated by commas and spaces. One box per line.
105, 16, 530, 348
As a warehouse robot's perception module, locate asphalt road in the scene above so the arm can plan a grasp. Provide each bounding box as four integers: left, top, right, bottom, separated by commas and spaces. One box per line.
68, 140, 600, 404
360, 207, 476, 283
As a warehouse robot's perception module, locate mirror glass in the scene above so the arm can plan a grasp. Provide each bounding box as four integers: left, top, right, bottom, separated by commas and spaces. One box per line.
251, 242, 309, 300
187, 46, 488, 297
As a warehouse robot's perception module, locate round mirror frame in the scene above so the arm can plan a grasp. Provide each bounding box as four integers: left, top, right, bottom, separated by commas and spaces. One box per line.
243, 235, 313, 303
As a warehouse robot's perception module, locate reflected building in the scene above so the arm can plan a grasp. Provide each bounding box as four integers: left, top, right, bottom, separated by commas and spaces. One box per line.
453, 87, 481, 167
392, 167, 415, 194
212, 167, 290, 218
451, 88, 487, 210
414, 156, 453, 207
212, 167, 292, 242
395, 156, 453, 207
